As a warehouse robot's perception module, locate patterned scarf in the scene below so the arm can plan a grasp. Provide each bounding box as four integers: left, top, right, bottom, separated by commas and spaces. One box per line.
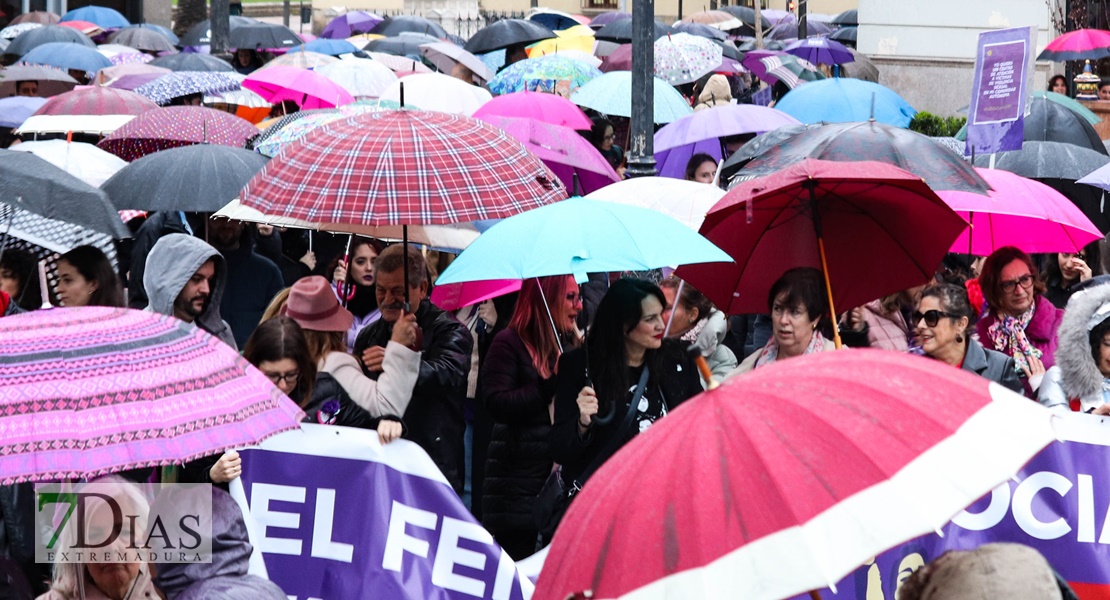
987, 301, 1043, 375
755, 329, 828, 368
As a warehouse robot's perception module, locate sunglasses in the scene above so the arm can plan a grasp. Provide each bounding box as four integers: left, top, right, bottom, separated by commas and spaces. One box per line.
1000, 274, 1034, 293
264, 371, 300, 385
912, 309, 958, 327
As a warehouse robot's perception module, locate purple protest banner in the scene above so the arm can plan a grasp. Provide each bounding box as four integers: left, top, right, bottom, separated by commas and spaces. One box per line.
966, 26, 1036, 157
229, 424, 535, 600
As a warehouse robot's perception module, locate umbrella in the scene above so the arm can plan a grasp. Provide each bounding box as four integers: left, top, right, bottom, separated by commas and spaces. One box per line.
205, 86, 271, 123
32, 86, 157, 116
1035, 90, 1100, 125
230, 22, 300, 50
101, 144, 269, 212
737, 38, 786, 52
465, 19, 556, 55
118, 23, 179, 46
133, 71, 241, 106
652, 32, 723, 86
472, 90, 592, 129
677, 160, 967, 337
480, 115, 620, 193
4, 25, 95, 57
1, 23, 41, 40
104, 71, 165, 91
593, 18, 673, 43
10, 140, 126, 187
528, 9, 581, 32
681, 10, 743, 30
315, 59, 397, 98
436, 195, 731, 285
829, 26, 857, 45
98, 106, 258, 161
10, 12, 59, 25
1038, 28, 1110, 62
488, 54, 602, 95
599, 43, 631, 72
260, 50, 338, 70
0, 149, 129, 238
671, 21, 728, 41
179, 16, 257, 47
106, 26, 175, 53
252, 111, 347, 157
60, 5, 128, 29
766, 18, 835, 40
379, 72, 490, 114
359, 51, 432, 73
149, 52, 234, 72
250, 108, 340, 145
589, 12, 629, 30
653, 104, 801, 178
784, 36, 854, 65
368, 15, 448, 39
19, 41, 111, 73
57, 20, 104, 36
975, 140, 1109, 181
725, 121, 991, 194
841, 47, 876, 81
719, 5, 772, 29
321, 11, 384, 39
534, 350, 1056, 600
584, 176, 725, 231
0, 64, 77, 97
831, 8, 858, 25
726, 123, 828, 168
938, 168, 1102, 255
290, 38, 359, 56
243, 65, 354, 109
749, 52, 826, 88
571, 71, 693, 124
420, 42, 495, 83
365, 36, 428, 58
774, 78, 917, 127
0, 306, 304, 484
98, 61, 170, 83
16, 114, 135, 137
0, 97, 46, 128
0, 204, 118, 272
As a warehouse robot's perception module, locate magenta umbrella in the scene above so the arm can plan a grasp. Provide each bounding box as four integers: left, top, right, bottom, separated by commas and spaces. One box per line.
430, 279, 522, 311
472, 90, 593, 129
481, 114, 620, 193
243, 65, 354, 109
937, 168, 1102, 255
98, 105, 259, 161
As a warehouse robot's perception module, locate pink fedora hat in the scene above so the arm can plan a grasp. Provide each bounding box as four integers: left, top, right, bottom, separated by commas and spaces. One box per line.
282, 276, 354, 332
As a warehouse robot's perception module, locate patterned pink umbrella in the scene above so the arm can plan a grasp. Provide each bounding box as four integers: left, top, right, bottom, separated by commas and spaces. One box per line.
98, 105, 259, 161
243, 65, 354, 110
32, 87, 158, 116
0, 307, 304, 484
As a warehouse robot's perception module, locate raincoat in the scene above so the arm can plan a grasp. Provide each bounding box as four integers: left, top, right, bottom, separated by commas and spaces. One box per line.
143, 234, 236, 349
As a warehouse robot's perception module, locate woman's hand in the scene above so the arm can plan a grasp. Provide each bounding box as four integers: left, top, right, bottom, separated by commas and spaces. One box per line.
1073, 256, 1093, 282
333, 258, 347, 283
1092, 404, 1110, 416
376, 420, 403, 444
209, 450, 241, 483
576, 386, 598, 432
300, 250, 316, 270
1021, 354, 1047, 391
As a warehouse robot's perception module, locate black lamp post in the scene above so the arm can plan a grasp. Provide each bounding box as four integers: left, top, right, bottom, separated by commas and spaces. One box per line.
626, 0, 657, 178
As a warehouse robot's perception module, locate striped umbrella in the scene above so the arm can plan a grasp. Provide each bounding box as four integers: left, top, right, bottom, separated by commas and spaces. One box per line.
133, 71, 241, 106
32, 87, 158, 116
98, 105, 260, 162
0, 307, 304, 484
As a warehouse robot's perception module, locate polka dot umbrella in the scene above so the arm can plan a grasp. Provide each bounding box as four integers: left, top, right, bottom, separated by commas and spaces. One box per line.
653, 32, 723, 85
98, 105, 260, 162
133, 71, 241, 106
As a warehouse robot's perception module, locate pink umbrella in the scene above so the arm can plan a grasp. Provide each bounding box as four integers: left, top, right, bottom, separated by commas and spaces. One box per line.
472, 90, 593, 129
243, 65, 354, 109
937, 168, 1102, 255
480, 114, 620, 193
98, 61, 170, 82
431, 279, 522, 311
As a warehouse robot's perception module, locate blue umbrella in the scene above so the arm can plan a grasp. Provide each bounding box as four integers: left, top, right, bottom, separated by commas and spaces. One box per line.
0, 97, 47, 128
570, 70, 692, 124
488, 54, 602, 95
783, 37, 854, 65
133, 71, 241, 105
60, 6, 130, 29
436, 196, 732, 284
119, 23, 179, 46
529, 10, 581, 32
19, 42, 112, 73
774, 78, 917, 128
4, 25, 95, 56
289, 38, 359, 56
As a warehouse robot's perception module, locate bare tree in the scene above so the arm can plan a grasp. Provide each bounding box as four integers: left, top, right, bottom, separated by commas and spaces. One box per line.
176, 0, 208, 38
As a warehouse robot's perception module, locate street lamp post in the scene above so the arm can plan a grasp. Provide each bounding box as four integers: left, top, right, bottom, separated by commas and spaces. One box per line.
626, 0, 657, 179
210, 0, 230, 56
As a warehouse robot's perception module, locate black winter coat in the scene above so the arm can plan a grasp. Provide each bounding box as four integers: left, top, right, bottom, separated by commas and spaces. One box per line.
354, 299, 473, 494
479, 329, 557, 534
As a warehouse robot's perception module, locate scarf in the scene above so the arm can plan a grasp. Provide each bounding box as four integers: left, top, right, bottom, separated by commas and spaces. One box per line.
680, 316, 709, 345
987, 301, 1043, 375
754, 329, 828, 368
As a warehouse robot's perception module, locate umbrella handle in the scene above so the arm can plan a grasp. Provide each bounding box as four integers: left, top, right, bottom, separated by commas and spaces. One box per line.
817, 235, 842, 349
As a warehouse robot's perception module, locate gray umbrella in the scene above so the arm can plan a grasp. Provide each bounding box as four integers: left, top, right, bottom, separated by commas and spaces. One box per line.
180, 16, 257, 47
108, 27, 176, 53
3, 25, 94, 56
419, 42, 495, 82
830, 26, 857, 45
101, 145, 269, 212
149, 53, 234, 72
1023, 95, 1108, 154
972, 140, 1109, 181
0, 149, 129, 239
841, 47, 877, 82
369, 15, 448, 39
229, 22, 300, 50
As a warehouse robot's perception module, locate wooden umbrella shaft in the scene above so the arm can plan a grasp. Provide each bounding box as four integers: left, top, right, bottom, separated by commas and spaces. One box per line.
817, 235, 842, 349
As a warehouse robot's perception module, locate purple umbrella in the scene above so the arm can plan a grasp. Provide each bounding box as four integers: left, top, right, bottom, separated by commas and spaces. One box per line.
482, 115, 620, 194
0, 96, 47, 128
589, 11, 630, 30
653, 104, 801, 178
320, 11, 384, 39
784, 36, 854, 65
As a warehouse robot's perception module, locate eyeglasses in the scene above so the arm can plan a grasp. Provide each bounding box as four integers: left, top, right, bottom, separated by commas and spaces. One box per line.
999, 274, 1034, 293
911, 309, 958, 327
565, 293, 583, 305
264, 371, 300, 385
603, 134, 616, 141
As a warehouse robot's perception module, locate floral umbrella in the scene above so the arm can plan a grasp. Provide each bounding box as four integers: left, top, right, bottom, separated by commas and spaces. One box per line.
488, 54, 602, 96
133, 71, 241, 106
653, 32, 723, 85
253, 100, 408, 157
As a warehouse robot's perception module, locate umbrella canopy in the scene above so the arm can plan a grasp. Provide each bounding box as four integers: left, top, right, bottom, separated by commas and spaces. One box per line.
938, 168, 1102, 255
534, 350, 1056, 600
291, 37, 359, 56
0, 306, 303, 484
243, 65, 354, 109
315, 58, 397, 97
653, 32, 723, 85
829, 26, 857, 45
98, 106, 258, 161
5, 25, 95, 56
589, 12, 629, 29
678, 159, 967, 317
465, 19, 555, 55
60, 5, 128, 28
379, 72, 490, 114
260, 50, 338, 70
179, 15, 257, 47
473, 90, 592, 129
481, 115, 620, 194
746, 51, 826, 88
230, 22, 300, 50
653, 104, 801, 178
106, 26, 175, 53
57, 20, 104, 36
0, 149, 129, 238
528, 9, 581, 31
368, 15, 448, 39
571, 71, 692, 123
736, 38, 786, 52
681, 10, 743, 30
974, 140, 1109, 181
240, 109, 566, 226
831, 8, 858, 25
671, 21, 728, 41
149, 52, 234, 72
19, 41, 110, 72
719, 5, 771, 28
32, 86, 157, 116
599, 42, 631, 72
365, 35, 428, 58
784, 36, 854, 65
528, 27, 597, 58
360, 51, 431, 73
321, 11, 384, 39
774, 78, 917, 127
0, 96, 47, 128
252, 111, 346, 157
16, 114, 134, 137
593, 18, 673, 43
1035, 90, 1100, 125
10, 140, 126, 187
436, 195, 731, 284
0, 64, 77, 97
1, 23, 41, 40
101, 144, 269, 212
488, 53, 602, 95
419, 42, 494, 83
1038, 28, 1110, 62
118, 23, 179, 46
585, 176, 725, 231
1017, 94, 1106, 154
11, 12, 59, 25
132, 71, 240, 106
841, 47, 876, 81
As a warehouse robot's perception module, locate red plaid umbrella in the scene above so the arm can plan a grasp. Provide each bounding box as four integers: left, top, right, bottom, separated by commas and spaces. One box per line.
240, 109, 566, 225
32, 87, 157, 117
98, 106, 260, 161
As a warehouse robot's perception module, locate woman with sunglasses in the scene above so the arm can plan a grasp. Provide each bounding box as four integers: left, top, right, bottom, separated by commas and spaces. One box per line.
915, 284, 1023, 394
976, 246, 1063, 397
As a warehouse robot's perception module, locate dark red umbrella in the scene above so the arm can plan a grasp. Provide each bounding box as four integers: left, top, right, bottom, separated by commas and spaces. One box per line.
600, 43, 631, 72
32, 87, 157, 116
676, 159, 967, 345
97, 106, 260, 162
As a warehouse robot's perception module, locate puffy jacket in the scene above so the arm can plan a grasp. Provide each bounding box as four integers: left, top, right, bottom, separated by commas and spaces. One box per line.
1040, 282, 1110, 412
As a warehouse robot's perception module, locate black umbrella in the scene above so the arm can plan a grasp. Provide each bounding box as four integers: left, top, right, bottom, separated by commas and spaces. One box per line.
369, 15, 448, 39
101, 145, 269, 212
4, 25, 94, 56
229, 22, 300, 50
737, 39, 785, 52
149, 53, 234, 72
718, 40, 743, 61
831, 9, 858, 26
829, 26, 857, 45
0, 149, 129, 239
719, 6, 771, 29
248, 109, 340, 151
725, 121, 992, 194
594, 19, 674, 43
121, 23, 179, 46
672, 21, 728, 41
972, 141, 1109, 181
1023, 95, 1108, 154
728, 123, 823, 169
464, 19, 556, 55
366, 37, 426, 58
108, 27, 176, 53
179, 16, 257, 46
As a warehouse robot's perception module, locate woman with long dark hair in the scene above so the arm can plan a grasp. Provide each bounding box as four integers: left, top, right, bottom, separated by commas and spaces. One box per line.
55, 245, 124, 308
329, 236, 382, 351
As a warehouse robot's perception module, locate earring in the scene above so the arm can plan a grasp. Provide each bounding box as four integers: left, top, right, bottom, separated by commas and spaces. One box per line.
956, 334, 964, 343
688, 319, 695, 324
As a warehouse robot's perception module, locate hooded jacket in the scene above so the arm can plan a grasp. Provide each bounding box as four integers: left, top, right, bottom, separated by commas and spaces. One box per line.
1039, 282, 1110, 412
143, 234, 236, 349
685, 309, 738, 383
694, 75, 732, 111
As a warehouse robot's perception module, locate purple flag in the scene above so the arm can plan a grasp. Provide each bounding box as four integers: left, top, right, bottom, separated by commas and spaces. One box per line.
966, 27, 1036, 157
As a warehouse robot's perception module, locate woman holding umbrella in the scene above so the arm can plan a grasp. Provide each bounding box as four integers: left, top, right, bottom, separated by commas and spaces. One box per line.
660, 277, 736, 382
329, 237, 382, 352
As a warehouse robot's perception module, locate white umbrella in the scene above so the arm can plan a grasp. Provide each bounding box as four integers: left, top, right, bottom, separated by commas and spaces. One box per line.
379, 72, 491, 115
315, 59, 397, 98
352, 51, 432, 74
16, 114, 135, 138
10, 140, 127, 187
419, 42, 496, 83
584, 176, 725, 231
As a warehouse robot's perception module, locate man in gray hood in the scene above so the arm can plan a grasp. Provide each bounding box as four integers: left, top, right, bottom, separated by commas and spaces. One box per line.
143, 233, 237, 349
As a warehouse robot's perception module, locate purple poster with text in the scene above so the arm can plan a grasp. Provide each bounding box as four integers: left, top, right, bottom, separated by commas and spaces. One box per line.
966, 27, 1036, 157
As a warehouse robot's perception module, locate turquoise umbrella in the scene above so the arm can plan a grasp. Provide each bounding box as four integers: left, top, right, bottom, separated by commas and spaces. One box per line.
570, 70, 692, 124
435, 196, 732, 285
